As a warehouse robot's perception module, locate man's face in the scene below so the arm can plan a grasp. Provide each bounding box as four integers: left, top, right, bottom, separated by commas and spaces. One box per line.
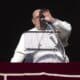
32, 9, 53, 30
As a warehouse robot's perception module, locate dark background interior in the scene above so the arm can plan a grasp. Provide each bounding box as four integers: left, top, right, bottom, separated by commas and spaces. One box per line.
0, 0, 80, 62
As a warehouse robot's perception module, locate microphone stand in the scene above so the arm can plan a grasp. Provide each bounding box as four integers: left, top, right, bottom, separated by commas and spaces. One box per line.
40, 20, 66, 62
49, 22, 66, 62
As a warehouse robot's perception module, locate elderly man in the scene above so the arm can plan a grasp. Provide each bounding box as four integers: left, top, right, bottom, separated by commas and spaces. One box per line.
10, 9, 72, 63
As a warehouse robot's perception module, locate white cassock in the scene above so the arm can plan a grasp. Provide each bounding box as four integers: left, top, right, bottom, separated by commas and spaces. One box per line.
10, 19, 72, 63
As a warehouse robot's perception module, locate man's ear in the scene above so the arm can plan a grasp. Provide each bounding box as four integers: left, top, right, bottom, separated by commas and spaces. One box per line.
32, 18, 35, 25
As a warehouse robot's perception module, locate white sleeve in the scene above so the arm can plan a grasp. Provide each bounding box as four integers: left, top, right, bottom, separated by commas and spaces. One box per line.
53, 19, 72, 47
10, 34, 26, 63
53, 19, 72, 31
